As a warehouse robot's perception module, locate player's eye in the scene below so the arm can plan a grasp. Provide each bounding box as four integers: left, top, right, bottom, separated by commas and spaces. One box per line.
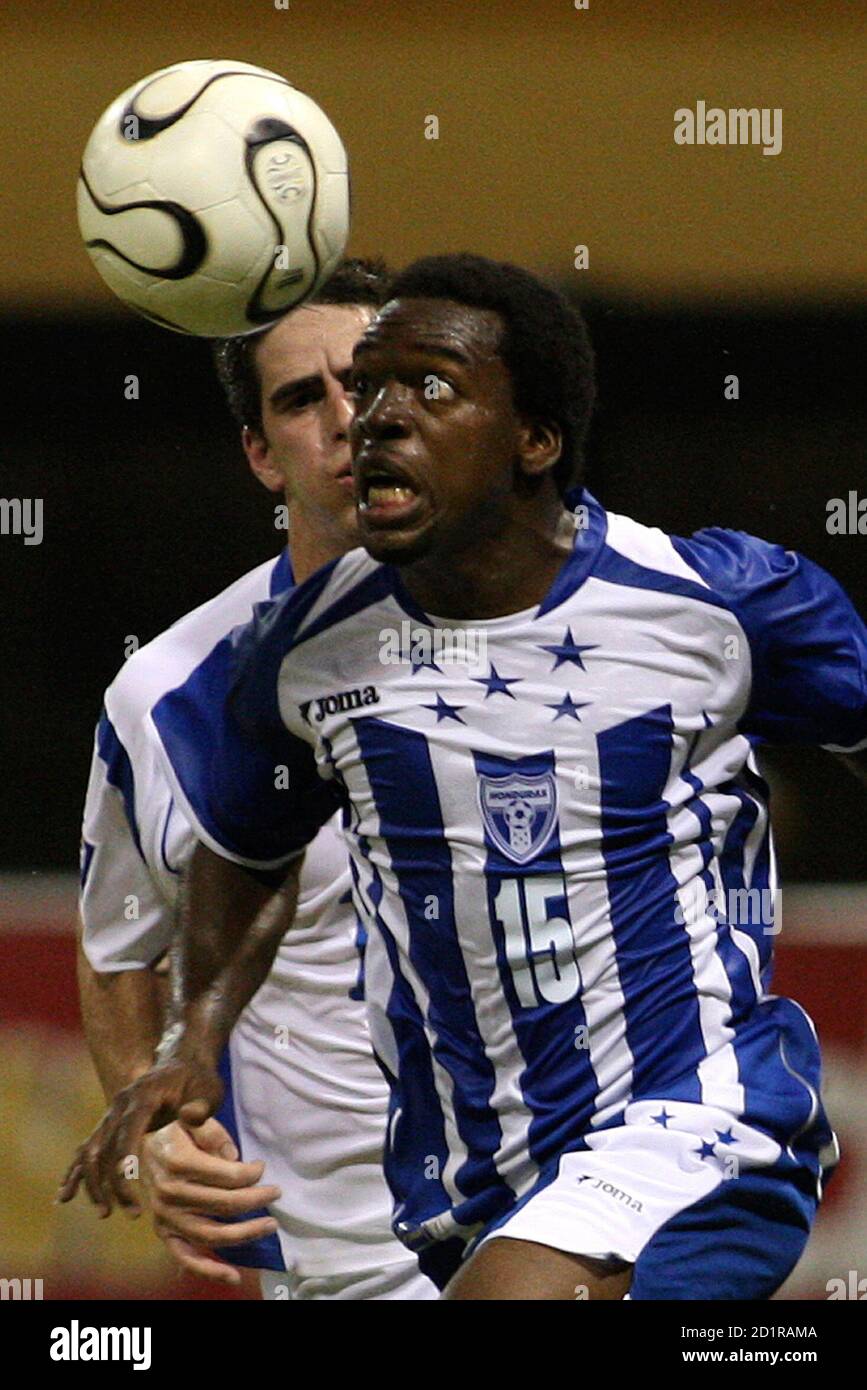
283, 385, 324, 412
422, 374, 456, 402
350, 372, 371, 398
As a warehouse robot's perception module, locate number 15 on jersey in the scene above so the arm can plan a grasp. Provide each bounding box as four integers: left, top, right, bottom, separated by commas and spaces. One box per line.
492, 872, 582, 1007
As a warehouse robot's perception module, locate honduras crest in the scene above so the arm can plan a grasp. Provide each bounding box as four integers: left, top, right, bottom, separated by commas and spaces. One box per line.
479, 771, 558, 864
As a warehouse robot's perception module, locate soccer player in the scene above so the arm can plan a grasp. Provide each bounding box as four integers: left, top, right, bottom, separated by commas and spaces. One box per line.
74, 257, 436, 1300
63, 254, 867, 1300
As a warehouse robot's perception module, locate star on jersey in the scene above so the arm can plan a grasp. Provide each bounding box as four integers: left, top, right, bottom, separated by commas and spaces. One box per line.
546, 692, 590, 722
715, 1128, 736, 1145
695, 1139, 718, 1161
472, 663, 523, 699
539, 626, 597, 671
422, 693, 466, 724
651, 1108, 674, 1128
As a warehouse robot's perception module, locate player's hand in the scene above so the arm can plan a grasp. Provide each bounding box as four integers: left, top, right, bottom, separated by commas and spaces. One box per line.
57, 1055, 224, 1216
140, 1118, 282, 1286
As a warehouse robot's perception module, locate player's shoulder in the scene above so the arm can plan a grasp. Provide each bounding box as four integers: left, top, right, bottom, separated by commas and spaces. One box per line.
668, 525, 802, 599
242, 545, 385, 657
105, 554, 289, 731
597, 499, 799, 611
595, 502, 859, 648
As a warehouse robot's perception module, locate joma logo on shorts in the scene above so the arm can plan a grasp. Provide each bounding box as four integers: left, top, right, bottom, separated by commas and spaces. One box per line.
577, 1175, 643, 1212
300, 685, 380, 723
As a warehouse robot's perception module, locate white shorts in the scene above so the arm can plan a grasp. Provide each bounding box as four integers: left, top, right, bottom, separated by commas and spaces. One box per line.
260, 1258, 438, 1301
470, 1098, 821, 1303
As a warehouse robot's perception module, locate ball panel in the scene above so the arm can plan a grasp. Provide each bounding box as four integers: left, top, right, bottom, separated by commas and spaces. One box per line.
79, 129, 151, 199
310, 170, 351, 271
199, 201, 273, 284
149, 112, 244, 208
78, 178, 186, 269
145, 272, 245, 337
131, 61, 248, 121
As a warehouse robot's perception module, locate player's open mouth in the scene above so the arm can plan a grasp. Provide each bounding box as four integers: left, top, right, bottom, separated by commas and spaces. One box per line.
355, 453, 424, 526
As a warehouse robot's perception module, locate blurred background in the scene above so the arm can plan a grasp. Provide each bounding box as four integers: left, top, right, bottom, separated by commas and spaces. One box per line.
1, 0, 864, 1299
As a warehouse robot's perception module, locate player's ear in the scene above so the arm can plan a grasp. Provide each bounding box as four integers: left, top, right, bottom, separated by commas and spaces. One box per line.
243, 425, 284, 493
516, 417, 562, 482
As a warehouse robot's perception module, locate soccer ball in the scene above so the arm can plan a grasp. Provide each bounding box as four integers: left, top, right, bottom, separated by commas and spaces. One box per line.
76, 59, 350, 337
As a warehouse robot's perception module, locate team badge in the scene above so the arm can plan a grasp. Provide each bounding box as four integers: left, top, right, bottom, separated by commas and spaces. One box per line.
479, 771, 558, 864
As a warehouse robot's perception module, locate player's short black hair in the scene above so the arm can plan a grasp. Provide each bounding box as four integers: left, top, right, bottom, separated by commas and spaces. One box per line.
386, 253, 596, 495
212, 257, 393, 433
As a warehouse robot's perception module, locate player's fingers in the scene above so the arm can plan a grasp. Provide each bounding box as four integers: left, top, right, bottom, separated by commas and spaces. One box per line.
66, 1107, 121, 1215
178, 1097, 216, 1128
77, 1111, 126, 1214
144, 1119, 243, 1174
104, 1106, 155, 1211
161, 1147, 267, 1189
80, 1127, 119, 1216
57, 1154, 85, 1205
157, 1210, 279, 1247
153, 1179, 282, 1216
160, 1233, 242, 1286
186, 1117, 239, 1161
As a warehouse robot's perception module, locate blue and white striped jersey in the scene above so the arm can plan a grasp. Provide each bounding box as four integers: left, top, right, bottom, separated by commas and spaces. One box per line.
148, 491, 867, 1247
80, 550, 294, 969
79, 549, 431, 1283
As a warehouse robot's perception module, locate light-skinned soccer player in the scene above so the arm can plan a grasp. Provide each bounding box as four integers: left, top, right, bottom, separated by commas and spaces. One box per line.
75, 258, 436, 1300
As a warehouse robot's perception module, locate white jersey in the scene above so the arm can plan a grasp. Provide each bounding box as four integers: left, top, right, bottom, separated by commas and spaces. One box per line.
79, 550, 434, 1289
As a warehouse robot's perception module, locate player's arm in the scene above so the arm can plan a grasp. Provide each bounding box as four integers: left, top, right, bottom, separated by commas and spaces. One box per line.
61, 594, 337, 1213
76, 926, 166, 1099
672, 529, 867, 758
77, 706, 182, 1098
74, 705, 286, 1262
60, 844, 301, 1214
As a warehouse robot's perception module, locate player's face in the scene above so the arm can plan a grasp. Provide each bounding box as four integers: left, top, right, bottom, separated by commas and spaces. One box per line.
243, 303, 372, 548
349, 299, 528, 564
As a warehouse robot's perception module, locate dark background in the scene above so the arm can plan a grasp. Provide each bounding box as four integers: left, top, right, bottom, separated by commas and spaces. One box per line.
3, 299, 865, 879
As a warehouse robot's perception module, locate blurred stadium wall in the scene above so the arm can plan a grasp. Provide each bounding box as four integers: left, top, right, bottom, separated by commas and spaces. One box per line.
1, 0, 864, 1299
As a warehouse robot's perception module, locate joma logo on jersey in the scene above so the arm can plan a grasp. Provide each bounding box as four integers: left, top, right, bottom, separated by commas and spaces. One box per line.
479, 772, 558, 864
300, 685, 380, 724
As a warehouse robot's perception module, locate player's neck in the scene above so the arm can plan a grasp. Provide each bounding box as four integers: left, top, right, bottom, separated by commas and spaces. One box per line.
287, 525, 347, 586
401, 503, 576, 620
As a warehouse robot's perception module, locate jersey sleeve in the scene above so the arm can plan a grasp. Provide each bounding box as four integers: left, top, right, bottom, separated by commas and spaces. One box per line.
79, 712, 178, 971
672, 528, 867, 750
149, 597, 340, 872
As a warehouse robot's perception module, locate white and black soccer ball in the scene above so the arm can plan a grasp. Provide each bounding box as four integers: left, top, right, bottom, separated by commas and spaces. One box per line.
76, 59, 350, 337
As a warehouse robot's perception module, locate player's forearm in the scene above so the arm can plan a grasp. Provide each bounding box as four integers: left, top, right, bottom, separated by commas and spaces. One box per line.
76, 930, 167, 1101
161, 843, 300, 1067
